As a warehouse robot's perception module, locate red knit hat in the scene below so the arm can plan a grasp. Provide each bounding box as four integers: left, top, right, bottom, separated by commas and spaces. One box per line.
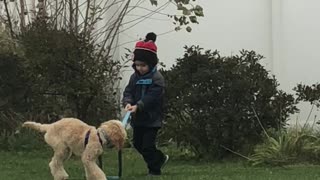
135, 39, 157, 53
133, 32, 158, 68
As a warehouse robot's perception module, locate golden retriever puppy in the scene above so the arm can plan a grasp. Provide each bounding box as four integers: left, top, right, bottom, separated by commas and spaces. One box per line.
23, 118, 127, 180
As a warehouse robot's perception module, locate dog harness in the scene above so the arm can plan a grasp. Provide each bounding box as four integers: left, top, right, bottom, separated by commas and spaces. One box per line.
84, 130, 103, 147
84, 130, 106, 170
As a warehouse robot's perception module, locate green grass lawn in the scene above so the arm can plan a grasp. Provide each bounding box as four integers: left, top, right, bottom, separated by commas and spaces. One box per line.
1, 148, 320, 180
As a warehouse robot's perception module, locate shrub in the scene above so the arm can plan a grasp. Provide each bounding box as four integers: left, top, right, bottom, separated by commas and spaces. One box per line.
0, 128, 47, 151
0, 52, 29, 133
18, 20, 121, 125
161, 46, 298, 159
250, 125, 320, 166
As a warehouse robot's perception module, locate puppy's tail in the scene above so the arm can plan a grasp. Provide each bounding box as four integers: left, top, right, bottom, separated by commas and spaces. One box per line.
22, 121, 50, 133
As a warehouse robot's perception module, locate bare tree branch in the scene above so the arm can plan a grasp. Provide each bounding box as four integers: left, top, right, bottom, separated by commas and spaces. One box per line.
3, 0, 14, 38
97, 0, 130, 60
30, 0, 36, 20
83, 0, 91, 37
74, 0, 79, 33
105, 1, 129, 57
69, 0, 73, 32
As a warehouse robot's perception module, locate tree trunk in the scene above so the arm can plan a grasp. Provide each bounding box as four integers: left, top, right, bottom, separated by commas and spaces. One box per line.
19, 0, 25, 32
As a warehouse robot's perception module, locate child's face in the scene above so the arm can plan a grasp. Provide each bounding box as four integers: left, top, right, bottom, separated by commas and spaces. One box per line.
134, 61, 149, 75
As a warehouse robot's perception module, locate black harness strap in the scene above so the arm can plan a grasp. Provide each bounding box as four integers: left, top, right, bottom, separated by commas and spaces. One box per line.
97, 131, 103, 146
96, 132, 104, 169
84, 130, 91, 147
84, 130, 104, 170
84, 130, 103, 147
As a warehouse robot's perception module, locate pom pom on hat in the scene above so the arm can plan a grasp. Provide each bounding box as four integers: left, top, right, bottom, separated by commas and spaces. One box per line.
146, 32, 157, 42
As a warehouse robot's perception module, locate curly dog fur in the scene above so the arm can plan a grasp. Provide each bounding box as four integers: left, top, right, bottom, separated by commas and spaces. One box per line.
23, 118, 127, 180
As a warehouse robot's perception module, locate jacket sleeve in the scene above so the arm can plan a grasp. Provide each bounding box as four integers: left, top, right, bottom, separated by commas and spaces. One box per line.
122, 75, 135, 107
136, 74, 165, 112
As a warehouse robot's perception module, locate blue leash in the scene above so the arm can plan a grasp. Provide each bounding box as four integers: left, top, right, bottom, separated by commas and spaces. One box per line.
121, 111, 131, 127
115, 111, 131, 179
99, 112, 131, 180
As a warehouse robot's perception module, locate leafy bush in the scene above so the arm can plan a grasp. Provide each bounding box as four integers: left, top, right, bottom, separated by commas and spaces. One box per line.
0, 27, 22, 55
0, 51, 29, 133
161, 46, 298, 159
0, 19, 123, 151
294, 83, 320, 107
0, 128, 48, 151
249, 84, 320, 166
250, 125, 320, 166
17, 20, 121, 125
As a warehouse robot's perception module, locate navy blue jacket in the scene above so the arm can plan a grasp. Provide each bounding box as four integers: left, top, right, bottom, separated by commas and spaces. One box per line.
122, 69, 165, 127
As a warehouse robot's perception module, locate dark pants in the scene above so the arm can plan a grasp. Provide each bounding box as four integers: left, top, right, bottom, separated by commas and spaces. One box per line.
133, 127, 165, 174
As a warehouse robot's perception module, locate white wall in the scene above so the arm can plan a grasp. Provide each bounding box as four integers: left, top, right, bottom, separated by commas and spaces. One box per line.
272, 0, 320, 125
120, 0, 272, 70
119, 0, 273, 92
274, 0, 320, 91
119, 0, 320, 125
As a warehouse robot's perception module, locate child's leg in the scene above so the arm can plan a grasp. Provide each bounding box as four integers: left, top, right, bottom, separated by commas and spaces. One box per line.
140, 127, 166, 175
133, 127, 145, 154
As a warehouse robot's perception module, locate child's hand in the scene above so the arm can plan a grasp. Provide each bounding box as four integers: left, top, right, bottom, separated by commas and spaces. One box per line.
129, 105, 138, 112
125, 104, 132, 111
125, 104, 137, 112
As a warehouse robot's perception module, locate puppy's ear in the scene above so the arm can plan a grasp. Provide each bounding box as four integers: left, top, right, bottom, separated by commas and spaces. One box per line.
101, 120, 127, 150
113, 123, 127, 150
100, 119, 119, 126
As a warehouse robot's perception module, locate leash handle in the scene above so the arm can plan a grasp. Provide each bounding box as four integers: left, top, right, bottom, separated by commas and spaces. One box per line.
122, 111, 131, 127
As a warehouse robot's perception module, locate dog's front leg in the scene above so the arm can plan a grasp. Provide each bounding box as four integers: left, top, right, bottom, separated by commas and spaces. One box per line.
82, 152, 106, 180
